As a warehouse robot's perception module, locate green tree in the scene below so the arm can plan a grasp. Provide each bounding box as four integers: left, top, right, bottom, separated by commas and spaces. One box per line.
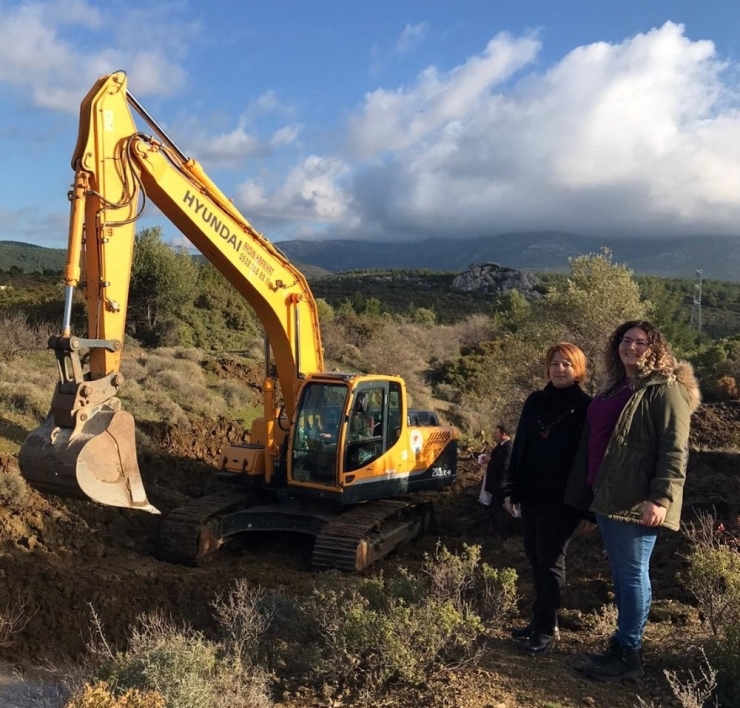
538, 249, 647, 382
441, 250, 648, 432
315, 297, 335, 324
128, 226, 199, 345
638, 276, 697, 356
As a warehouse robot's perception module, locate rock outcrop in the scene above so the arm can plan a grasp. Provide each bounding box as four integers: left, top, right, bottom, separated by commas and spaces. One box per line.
451, 262, 541, 298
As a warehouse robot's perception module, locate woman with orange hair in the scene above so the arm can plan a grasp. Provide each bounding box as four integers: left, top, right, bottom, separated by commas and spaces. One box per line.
505, 342, 592, 655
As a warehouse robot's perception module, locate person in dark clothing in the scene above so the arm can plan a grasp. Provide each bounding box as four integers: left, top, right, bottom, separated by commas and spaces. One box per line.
484, 424, 513, 535
505, 342, 592, 655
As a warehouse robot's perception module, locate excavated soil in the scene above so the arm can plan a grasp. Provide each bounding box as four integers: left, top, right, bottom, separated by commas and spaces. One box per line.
0, 394, 739, 706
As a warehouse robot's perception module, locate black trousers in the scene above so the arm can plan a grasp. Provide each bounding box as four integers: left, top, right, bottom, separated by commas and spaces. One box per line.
520, 500, 581, 635
490, 491, 513, 537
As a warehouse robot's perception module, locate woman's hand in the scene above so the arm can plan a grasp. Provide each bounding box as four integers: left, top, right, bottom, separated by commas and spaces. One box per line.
641, 501, 667, 527
504, 496, 515, 516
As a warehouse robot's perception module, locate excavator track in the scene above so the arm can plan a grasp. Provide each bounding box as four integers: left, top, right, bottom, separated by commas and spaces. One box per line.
312, 498, 431, 572
158, 489, 256, 566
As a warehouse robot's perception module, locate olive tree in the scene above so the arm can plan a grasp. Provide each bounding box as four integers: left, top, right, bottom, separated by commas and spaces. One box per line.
128, 226, 199, 345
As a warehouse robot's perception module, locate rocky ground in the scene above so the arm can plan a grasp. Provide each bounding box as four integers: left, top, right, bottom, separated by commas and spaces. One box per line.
0, 395, 738, 707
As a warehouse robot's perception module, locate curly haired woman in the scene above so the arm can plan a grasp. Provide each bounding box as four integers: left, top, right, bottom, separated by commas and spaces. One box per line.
566, 320, 701, 681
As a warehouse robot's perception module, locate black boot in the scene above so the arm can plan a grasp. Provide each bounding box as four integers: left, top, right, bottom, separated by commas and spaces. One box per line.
584, 642, 644, 681
511, 620, 560, 641
519, 632, 554, 655
574, 636, 621, 674
511, 622, 535, 640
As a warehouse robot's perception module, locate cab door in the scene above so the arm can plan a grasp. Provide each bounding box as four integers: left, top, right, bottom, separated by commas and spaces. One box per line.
341, 380, 404, 479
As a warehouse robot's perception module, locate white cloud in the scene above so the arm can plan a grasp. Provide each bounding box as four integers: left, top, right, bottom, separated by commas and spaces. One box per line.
0, 0, 192, 112
349, 31, 541, 157
336, 22, 740, 240
270, 125, 301, 147
189, 120, 263, 168
235, 156, 354, 226
186, 117, 301, 169
395, 22, 428, 56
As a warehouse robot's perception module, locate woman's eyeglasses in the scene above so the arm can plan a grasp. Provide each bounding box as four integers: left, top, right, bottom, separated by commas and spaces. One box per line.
620, 337, 649, 348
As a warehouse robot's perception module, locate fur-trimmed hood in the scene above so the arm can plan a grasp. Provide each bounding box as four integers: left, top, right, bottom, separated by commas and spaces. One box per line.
639, 360, 701, 414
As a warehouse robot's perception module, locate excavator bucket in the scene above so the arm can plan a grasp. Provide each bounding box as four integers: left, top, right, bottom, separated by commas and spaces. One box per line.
19, 407, 159, 514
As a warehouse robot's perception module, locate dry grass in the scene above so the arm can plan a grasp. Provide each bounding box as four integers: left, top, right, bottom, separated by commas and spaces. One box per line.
0, 311, 54, 360
0, 458, 31, 508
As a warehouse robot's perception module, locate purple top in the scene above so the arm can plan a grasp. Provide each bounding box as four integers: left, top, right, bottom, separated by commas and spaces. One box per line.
586, 379, 633, 486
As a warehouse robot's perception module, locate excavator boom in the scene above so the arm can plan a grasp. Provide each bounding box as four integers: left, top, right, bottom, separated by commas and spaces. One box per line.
19, 72, 323, 510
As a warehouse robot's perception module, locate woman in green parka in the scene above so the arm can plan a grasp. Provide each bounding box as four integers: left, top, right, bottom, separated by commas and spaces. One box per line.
565, 320, 701, 682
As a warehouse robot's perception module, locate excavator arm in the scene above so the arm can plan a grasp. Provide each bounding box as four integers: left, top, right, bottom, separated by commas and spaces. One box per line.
19, 71, 324, 511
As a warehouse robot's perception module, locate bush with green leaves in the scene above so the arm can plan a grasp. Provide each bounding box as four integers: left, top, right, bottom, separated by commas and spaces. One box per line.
683, 513, 740, 706
684, 514, 740, 635
438, 250, 648, 433
94, 612, 272, 708
307, 544, 517, 690
706, 622, 740, 708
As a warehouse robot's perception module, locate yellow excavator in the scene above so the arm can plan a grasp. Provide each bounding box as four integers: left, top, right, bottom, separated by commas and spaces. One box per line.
18, 72, 457, 571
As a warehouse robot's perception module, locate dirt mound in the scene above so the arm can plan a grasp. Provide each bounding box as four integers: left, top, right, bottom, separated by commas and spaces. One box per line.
691, 401, 740, 449
205, 356, 265, 388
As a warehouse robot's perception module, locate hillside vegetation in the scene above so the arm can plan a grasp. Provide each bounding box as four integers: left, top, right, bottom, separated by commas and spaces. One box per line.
0, 240, 66, 274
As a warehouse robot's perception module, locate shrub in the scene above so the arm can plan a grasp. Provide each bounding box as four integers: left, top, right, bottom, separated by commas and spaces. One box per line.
0, 310, 53, 360
65, 682, 165, 708
587, 603, 618, 639
422, 543, 518, 622
211, 578, 270, 665
635, 649, 718, 708
684, 514, 740, 635
708, 622, 740, 707
307, 545, 516, 690
0, 594, 31, 648
98, 612, 272, 708
309, 583, 481, 688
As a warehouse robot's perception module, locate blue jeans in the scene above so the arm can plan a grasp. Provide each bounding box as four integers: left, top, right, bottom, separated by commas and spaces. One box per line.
596, 514, 659, 649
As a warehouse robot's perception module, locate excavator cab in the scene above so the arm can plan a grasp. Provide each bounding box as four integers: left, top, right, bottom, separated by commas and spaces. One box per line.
288, 376, 406, 496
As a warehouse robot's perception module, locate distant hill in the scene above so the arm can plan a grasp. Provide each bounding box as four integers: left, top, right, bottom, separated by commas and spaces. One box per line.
0, 240, 332, 280
5, 233, 740, 280
0, 241, 66, 273
278, 232, 740, 281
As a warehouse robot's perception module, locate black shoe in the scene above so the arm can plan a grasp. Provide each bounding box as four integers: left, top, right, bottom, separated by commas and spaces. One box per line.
519, 632, 554, 655
511, 622, 560, 641
585, 643, 644, 681
511, 622, 535, 640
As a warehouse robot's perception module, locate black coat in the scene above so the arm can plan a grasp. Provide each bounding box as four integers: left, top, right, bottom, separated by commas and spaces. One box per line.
505, 382, 592, 508
484, 439, 512, 496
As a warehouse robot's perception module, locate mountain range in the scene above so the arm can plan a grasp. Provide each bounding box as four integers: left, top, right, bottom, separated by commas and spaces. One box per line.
3, 232, 740, 280
276, 232, 740, 280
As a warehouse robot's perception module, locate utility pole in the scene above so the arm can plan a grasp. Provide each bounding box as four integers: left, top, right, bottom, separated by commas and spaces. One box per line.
690, 269, 702, 333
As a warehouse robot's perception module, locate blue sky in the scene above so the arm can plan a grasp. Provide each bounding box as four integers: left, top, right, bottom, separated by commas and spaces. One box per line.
2, 0, 740, 250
